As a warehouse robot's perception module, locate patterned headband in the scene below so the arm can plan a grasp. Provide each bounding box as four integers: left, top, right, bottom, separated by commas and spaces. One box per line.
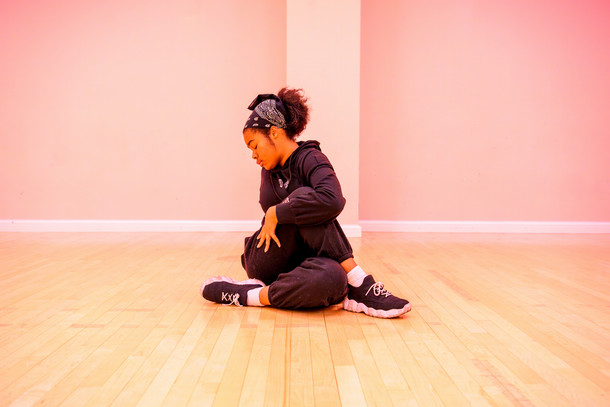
244, 94, 287, 130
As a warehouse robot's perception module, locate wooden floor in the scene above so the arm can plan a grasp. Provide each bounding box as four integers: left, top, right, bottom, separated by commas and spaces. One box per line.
0, 232, 609, 407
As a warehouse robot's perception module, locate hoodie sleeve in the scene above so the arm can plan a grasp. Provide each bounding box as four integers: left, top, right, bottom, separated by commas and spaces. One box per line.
274, 150, 346, 226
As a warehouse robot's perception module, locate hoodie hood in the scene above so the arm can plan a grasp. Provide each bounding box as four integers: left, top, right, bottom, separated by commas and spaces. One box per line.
270, 140, 321, 173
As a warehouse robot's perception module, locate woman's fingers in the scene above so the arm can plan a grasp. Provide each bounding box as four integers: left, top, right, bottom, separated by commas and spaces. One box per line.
257, 230, 281, 252
271, 233, 281, 249
256, 233, 263, 248
264, 233, 281, 253
264, 237, 271, 252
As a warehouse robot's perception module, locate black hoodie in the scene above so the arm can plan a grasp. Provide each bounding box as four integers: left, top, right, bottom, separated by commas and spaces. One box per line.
259, 140, 346, 226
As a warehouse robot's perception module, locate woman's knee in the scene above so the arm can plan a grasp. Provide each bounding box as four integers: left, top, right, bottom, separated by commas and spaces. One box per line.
241, 226, 305, 284
297, 222, 353, 262
306, 257, 347, 294
268, 257, 348, 309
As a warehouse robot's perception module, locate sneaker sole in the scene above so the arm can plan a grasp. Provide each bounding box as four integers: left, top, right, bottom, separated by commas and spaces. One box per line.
342, 298, 411, 318
200, 276, 265, 297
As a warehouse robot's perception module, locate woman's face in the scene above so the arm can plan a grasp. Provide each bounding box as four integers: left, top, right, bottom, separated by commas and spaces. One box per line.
243, 128, 281, 170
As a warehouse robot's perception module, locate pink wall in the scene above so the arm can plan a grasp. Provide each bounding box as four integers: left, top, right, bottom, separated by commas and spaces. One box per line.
360, 0, 610, 221
287, 0, 361, 225
2, 1, 609, 224
0, 0, 286, 220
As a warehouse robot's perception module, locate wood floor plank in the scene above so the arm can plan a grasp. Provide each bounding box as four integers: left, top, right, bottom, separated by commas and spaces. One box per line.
264, 309, 290, 407
185, 307, 245, 407
288, 311, 315, 407
237, 308, 275, 407
1, 232, 609, 406
210, 308, 259, 407
334, 365, 368, 407
310, 309, 341, 407
160, 307, 227, 407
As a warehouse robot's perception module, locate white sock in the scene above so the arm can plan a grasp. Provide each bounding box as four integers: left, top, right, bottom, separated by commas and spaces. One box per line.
246, 287, 264, 307
347, 265, 367, 287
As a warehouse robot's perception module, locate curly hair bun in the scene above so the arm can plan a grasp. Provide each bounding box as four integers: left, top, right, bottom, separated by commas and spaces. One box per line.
278, 87, 309, 139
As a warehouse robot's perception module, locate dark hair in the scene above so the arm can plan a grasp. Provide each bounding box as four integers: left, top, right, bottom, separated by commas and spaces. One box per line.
246, 87, 309, 140
278, 87, 309, 140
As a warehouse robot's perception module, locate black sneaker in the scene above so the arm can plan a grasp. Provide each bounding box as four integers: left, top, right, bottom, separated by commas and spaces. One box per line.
200, 276, 265, 307
343, 275, 411, 318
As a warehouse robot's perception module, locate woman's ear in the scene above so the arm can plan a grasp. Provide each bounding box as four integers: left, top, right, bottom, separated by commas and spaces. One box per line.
269, 126, 280, 140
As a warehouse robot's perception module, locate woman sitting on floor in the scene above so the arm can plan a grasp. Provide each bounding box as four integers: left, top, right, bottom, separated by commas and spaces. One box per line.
200, 88, 410, 318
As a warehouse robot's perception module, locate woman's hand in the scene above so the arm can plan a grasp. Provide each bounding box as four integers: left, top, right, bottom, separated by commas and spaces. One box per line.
257, 206, 281, 252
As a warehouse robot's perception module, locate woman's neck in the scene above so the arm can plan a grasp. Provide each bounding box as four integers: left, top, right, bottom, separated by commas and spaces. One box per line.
280, 140, 299, 166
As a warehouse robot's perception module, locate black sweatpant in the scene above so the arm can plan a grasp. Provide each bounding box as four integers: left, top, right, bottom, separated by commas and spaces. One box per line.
241, 220, 353, 309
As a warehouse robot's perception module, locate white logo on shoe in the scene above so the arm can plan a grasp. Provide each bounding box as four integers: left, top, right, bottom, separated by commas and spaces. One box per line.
222, 292, 242, 306
365, 282, 392, 298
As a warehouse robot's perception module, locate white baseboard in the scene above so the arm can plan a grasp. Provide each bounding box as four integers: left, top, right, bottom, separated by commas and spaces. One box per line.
359, 221, 610, 234
0, 220, 262, 233
6, 219, 608, 235
340, 224, 362, 237
0, 220, 363, 237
